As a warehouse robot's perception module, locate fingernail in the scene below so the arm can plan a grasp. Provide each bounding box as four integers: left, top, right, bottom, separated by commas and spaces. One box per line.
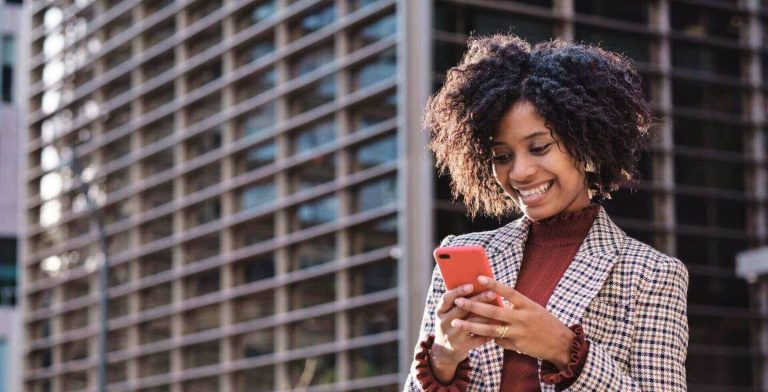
462, 284, 473, 292
477, 276, 489, 284
485, 291, 495, 299
455, 298, 466, 306
451, 319, 460, 328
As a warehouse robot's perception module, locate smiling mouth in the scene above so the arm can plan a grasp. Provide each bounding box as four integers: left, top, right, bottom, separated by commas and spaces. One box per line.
515, 180, 554, 203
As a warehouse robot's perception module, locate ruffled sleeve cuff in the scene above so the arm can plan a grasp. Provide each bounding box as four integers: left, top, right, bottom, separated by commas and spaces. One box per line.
414, 335, 472, 392
540, 324, 590, 391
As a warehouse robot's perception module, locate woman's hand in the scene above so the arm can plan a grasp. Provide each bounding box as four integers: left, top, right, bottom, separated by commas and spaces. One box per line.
450, 276, 576, 371
430, 284, 499, 382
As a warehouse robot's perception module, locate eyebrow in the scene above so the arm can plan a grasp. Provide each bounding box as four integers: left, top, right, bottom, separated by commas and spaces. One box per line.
490, 131, 550, 146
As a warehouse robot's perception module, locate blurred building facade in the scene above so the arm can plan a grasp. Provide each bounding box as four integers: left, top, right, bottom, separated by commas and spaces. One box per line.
1, 0, 24, 392
18, 1, 767, 392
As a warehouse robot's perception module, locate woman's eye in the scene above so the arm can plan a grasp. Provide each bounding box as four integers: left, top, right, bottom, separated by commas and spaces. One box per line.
491, 154, 512, 163
530, 143, 553, 154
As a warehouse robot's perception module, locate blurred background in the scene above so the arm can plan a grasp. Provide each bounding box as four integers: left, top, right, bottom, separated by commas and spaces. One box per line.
2, 0, 768, 391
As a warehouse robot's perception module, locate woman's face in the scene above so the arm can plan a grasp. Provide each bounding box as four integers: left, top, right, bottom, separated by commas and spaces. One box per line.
491, 101, 591, 221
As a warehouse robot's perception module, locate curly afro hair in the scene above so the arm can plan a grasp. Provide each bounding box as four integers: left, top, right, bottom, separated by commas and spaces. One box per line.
426, 34, 653, 218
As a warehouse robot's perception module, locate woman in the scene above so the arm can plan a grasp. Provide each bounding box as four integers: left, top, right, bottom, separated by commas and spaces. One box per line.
404, 34, 689, 392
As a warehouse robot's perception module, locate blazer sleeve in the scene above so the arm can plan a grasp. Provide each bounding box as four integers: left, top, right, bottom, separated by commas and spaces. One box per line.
564, 258, 689, 391
403, 236, 454, 392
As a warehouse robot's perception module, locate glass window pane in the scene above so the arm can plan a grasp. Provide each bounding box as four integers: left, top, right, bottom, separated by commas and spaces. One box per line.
288, 315, 335, 349
574, 0, 648, 23
353, 135, 397, 172
351, 49, 396, 91
292, 235, 336, 270
355, 176, 397, 212
349, 343, 398, 379
240, 180, 276, 211
289, 274, 335, 310
291, 119, 336, 154
296, 196, 337, 229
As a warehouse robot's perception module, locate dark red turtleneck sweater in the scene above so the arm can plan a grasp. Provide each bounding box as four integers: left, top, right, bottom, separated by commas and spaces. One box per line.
416, 203, 599, 392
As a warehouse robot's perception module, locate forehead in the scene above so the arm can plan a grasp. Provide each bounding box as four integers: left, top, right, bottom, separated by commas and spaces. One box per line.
492, 101, 552, 144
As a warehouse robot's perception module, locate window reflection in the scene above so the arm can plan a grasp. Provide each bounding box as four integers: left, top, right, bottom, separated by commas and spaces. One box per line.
183, 304, 220, 334
233, 254, 275, 285
233, 217, 274, 248
291, 119, 336, 154
182, 341, 219, 369
296, 195, 337, 229
234, 329, 274, 359
670, 2, 741, 40
350, 93, 396, 131
673, 117, 743, 152
236, 37, 275, 66
292, 235, 336, 270
237, 68, 275, 102
673, 78, 742, 115
467, 7, 552, 42
287, 354, 335, 387
351, 49, 396, 91
238, 0, 276, 30
675, 155, 745, 191
350, 300, 398, 337
352, 135, 397, 172
289, 274, 335, 310
291, 45, 334, 77
671, 41, 741, 77
288, 314, 335, 349
350, 216, 397, 253
575, 25, 650, 63
351, 259, 397, 295
290, 155, 335, 192
575, 0, 648, 24
355, 13, 396, 50
349, 343, 398, 379
291, 75, 336, 114
292, 3, 336, 40
240, 180, 276, 211
240, 142, 276, 172
233, 290, 275, 322
240, 103, 275, 139
355, 176, 397, 212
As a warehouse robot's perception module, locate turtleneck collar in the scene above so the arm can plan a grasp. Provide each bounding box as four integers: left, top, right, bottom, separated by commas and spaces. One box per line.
525, 203, 600, 246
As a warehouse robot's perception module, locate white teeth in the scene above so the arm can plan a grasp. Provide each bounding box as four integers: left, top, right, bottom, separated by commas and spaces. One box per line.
518, 181, 552, 197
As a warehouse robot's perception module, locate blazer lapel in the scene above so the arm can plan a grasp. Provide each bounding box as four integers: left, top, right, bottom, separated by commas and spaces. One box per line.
469, 216, 531, 391
539, 206, 626, 391
545, 206, 626, 326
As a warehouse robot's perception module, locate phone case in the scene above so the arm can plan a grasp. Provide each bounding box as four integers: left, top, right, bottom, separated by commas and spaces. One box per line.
434, 245, 504, 307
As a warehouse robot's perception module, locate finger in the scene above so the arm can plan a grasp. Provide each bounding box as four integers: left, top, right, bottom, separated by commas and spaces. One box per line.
450, 318, 508, 338
476, 276, 529, 308
437, 284, 474, 314
442, 290, 500, 321
454, 296, 514, 323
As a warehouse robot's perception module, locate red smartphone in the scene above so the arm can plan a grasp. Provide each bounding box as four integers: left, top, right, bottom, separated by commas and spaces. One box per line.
434, 245, 504, 307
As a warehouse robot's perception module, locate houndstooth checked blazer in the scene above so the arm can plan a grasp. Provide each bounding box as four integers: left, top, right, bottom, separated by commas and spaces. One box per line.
404, 205, 689, 391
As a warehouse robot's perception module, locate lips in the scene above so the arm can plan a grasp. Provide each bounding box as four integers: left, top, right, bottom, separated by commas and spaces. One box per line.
515, 180, 554, 204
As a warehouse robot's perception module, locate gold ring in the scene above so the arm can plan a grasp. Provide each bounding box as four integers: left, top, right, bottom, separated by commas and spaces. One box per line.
495, 325, 509, 339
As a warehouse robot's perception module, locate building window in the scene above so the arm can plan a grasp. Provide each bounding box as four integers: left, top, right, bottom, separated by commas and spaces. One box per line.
1, 35, 14, 103
355, 176, 397, 212
352, 135, 397, 172
240, 180, 276, 211
351, 49, 396, 91
291, 119, 336, 154
292, 235, 336, 270
295, 196, 338, 230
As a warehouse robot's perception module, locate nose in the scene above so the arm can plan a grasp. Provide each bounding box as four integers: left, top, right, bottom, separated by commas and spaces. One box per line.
509, 155, 536, 183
